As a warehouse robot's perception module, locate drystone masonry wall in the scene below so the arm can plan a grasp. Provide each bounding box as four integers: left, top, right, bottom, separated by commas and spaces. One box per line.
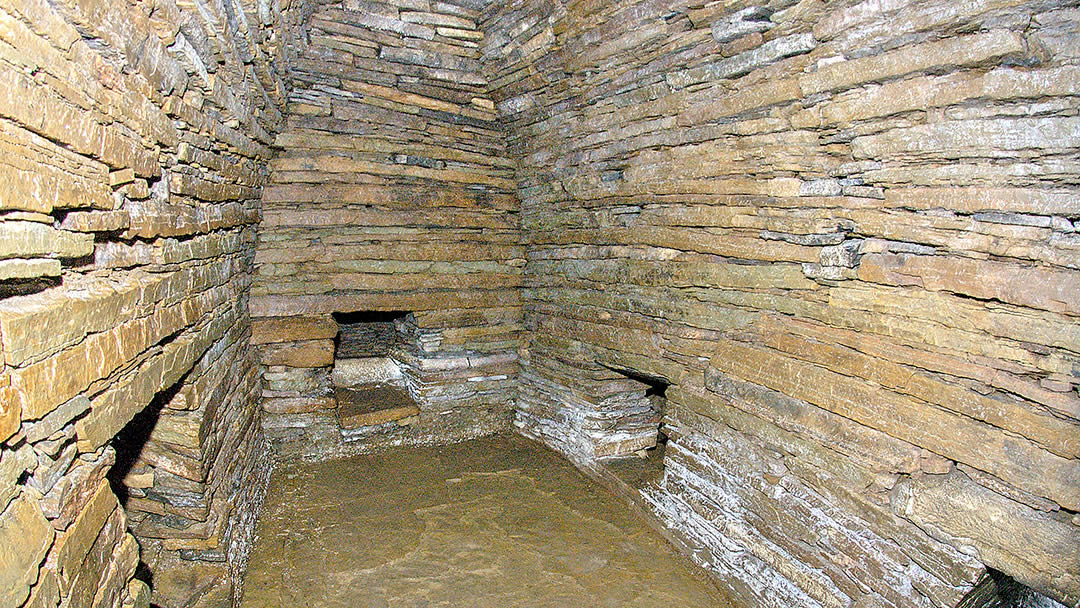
481, 1, 1080, 607
252, 0, 523, 461
0, 0, 310, 606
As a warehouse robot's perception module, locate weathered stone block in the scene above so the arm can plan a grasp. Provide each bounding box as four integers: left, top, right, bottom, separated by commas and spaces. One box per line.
53, 480, 119, 587
0, 493, 54, 608
852, 116, 1080, 160
0, 222, 93, 261
858, 253, 1080, 316
23, 396, 90, 444
259, 340, 335, 368
800, 30, 1026, 95
22, 566, 59, 608
262, 396, 336, 414
893, 471, 1080, 605
127, 579, 151, 608
710, 7, 772, 44
0, 259, 61, 281
706, 33, 816, 80
250, 316, 338, 344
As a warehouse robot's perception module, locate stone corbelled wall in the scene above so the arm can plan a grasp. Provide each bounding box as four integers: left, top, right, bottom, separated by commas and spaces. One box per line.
480, 1, 1079, 607
0, 0, 310, 605
252, 0, 523, 461
4, 0, 1078, 606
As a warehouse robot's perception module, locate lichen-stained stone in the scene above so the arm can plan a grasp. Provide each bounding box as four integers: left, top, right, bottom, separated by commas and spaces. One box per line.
402, 10, 475, 29
670, 377, 985, 574
821, 65, 1080, 126
0, 492, 54, 608
147, 409, 204, 451
752, 316, 1080, 459
91, 533, 139, 608
155, 230, 251, 266
710, 6, 771, 43
59, 211, 130, 233
62, 504, 126, 608
262, 396, 336, 415
0, 444, 35, 509
701, 367, 930, 474
38, 447, 114, 529
0, 373, 18, 442
168, 173, 259, 202
711, 338, 1080, 510
340, 2, 436, 39
852, 116, 1080, 161
704, 33, 816, 81
127, 579, 151, 608
52, 480, 118, 582
124, 199, 257, 239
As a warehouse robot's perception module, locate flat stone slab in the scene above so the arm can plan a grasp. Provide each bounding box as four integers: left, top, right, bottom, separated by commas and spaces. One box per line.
241, 435, 730, 607
335, 384, 420, 429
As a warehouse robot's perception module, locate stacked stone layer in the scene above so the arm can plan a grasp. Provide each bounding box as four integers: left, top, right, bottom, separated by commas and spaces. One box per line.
0, 0, 311, 605
3, 0, 1078, 607
479, 1, 1079, 607
252, 0, 523, 461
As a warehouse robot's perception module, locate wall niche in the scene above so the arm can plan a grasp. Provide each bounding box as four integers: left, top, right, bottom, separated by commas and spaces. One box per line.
596, 367, 671, 490
254, 306, 518, 462
331, 311, 420, 438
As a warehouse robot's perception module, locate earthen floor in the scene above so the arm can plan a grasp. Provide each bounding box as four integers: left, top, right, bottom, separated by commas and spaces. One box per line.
240, 434, 730, 607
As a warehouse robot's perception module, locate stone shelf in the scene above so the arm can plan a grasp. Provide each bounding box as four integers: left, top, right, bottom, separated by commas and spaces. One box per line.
335, 384, 420, 430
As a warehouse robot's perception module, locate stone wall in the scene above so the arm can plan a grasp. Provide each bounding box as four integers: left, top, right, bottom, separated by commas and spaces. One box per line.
5, 0, 1078, 606
0, 0, 309, 605
252, 0, 522, 461
480, 1, 1080, 607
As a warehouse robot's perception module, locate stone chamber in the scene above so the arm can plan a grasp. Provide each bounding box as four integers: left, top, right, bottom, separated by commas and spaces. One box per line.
0, 0, 1077, 607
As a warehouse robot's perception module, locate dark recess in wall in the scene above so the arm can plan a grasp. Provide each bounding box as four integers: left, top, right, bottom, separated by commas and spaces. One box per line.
601, 366, 671, 487
332, 311, 410, 359
959, 570, 1068, 608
